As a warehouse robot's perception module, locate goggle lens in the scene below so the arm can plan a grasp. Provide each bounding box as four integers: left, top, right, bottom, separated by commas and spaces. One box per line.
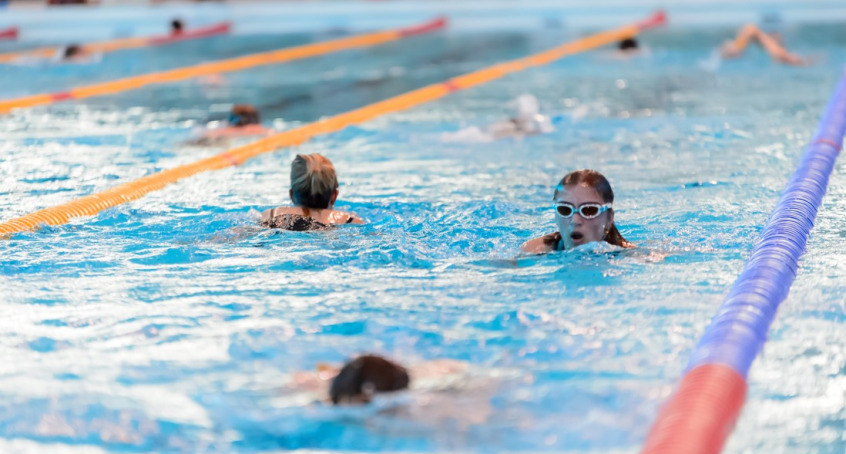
580, 205, 600, 217
556, 205, 574, 217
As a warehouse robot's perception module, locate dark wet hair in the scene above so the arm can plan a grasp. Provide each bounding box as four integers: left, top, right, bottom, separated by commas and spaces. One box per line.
229, 104, 261, 127
618, 38, 639, 51
63, 45, 82, 60
330, 355, 410, 405
171, 19, 184, 33
553, 169, 633, 248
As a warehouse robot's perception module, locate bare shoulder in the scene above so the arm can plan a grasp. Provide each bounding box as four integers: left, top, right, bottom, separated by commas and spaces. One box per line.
521, 235, 556, 254
331, 210, 365, 225
261, 206, 300, 221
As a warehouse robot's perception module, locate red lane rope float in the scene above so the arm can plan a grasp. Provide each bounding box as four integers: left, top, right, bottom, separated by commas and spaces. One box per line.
0, 26, 18, 41
0, 11, 667, 237
0, 17, 446, 114
0, 22, 230, 64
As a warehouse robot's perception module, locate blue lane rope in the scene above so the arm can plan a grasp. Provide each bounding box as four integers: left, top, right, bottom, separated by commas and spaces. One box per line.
687, 71, 846, 378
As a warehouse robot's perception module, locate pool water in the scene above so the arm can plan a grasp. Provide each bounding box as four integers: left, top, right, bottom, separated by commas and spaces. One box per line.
1, 23, 846, 453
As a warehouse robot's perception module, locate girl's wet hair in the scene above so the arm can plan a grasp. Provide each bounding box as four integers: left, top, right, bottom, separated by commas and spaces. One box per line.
330, 355, 410, 405
290, 153, 338, 209
554, 169, 632, 248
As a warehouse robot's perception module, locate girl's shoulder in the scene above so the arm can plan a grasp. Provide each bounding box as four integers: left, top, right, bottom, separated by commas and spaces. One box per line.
521, 232, 560, 254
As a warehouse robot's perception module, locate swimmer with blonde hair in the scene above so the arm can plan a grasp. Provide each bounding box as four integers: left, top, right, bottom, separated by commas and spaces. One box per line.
720, 23, 808, 66
261, 153, 364, 231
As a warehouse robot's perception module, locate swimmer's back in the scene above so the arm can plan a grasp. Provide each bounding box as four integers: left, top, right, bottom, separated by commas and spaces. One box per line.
261, 206, 362, 231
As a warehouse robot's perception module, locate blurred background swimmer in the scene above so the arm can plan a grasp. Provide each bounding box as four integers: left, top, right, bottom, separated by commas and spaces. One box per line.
260, 153, 365, 231
170, 18, 184, 35
720, 23, 809, 66
441, 94, 553, 142
604, 37, 650, 60
186, 104, 274, 146
522, 169, 634, 254
11, 43, 101, 66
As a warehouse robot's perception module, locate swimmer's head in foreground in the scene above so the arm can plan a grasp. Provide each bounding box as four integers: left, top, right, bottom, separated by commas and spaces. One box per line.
228, 104, 261, 127
260, 153, 363, 229
618, 38, 639, 52
330, 355, 410, 405
521, 169, 633, 254
290, 153, 338, 209
552, 169, 632, 250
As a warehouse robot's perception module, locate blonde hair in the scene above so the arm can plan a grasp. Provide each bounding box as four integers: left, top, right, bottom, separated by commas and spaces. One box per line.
290, 153, 338, 209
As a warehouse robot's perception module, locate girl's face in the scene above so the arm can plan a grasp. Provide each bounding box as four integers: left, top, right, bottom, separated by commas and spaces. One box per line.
554, 184, 613, 249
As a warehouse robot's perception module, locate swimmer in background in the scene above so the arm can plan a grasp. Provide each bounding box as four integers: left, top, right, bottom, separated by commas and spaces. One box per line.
260, 153, 365, 231
188, 104, 274, 146
170, 19, 184, 35
618, 37, 640, 53
720, 23, 809, 66
522, 169, 634, 254
485, 94, 554, 140
52, 43, 101, 64
441, 94, 553, 143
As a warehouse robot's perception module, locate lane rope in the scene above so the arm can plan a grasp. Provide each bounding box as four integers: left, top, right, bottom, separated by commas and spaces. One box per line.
641, 71, 846, 454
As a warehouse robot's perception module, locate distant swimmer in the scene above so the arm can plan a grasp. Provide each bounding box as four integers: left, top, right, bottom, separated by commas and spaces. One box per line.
170, 19, 184, 35
521, 169, 634, 254
188, 104, 274, 146
618, 37, 639, 53
485, 94, 554, 140
442, 94, 553, 142
50, 43, 101, 64
61, 44, 84, 60
260, 153, 365, 231
720, 23, 809, 66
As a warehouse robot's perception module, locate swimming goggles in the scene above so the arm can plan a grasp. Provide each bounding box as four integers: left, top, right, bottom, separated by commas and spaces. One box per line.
228, 112, 244, 126
554, 202, 611, 219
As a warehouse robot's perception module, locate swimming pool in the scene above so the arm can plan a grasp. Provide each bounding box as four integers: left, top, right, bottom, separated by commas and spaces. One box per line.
1, 18, 845, 453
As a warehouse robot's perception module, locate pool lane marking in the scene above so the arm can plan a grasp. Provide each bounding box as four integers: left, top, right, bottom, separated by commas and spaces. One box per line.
641, 73, 846, 454
0, 11, 666, 236
0, 17, 447, 114
0, 22, 231, 64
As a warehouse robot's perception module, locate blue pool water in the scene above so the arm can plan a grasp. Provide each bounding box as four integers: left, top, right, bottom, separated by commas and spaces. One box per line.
1, 23, 846, 453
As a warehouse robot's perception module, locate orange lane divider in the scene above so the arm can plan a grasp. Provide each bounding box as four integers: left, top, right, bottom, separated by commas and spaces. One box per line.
0, 22, 231, 64
0, 16, 447, 114
0, 11, 667, 237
